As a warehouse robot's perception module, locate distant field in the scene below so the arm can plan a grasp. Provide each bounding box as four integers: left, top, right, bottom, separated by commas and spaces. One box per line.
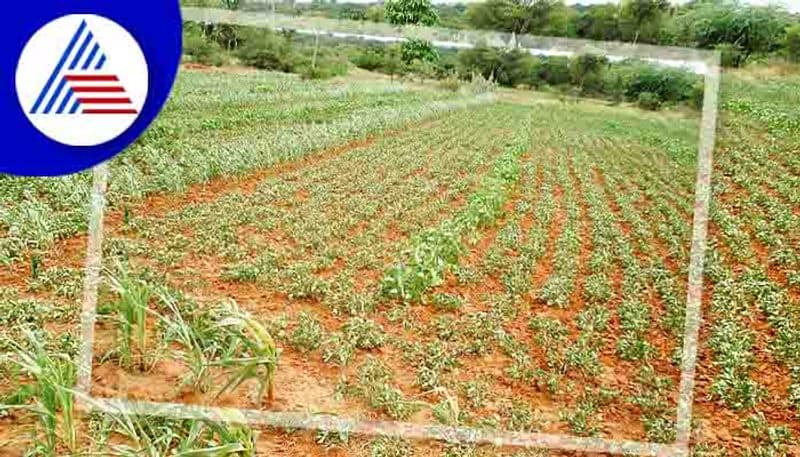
0, 67, 798, 456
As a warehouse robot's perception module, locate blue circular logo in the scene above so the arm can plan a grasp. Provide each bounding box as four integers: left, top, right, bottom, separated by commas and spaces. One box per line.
3, 1, 182, 176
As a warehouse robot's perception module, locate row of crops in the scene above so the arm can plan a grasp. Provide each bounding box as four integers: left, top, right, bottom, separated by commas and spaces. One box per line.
0, 71, 488, 266
1, 67, 799, 456
692, 72, 800, 455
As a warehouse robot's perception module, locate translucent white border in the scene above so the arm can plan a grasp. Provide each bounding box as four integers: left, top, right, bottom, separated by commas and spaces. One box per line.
76, 9, 721, 456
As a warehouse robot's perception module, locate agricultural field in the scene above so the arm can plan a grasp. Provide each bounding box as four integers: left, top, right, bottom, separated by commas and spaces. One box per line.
0, 65, 798, 457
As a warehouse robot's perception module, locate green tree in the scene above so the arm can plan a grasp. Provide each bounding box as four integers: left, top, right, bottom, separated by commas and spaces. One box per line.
542, 2, 577, 37
384, 0, 440, 68
575, 5, 621, 42
384, 0, 439, 27
466, 0, 565, 36
620, 0, 670, 44
671, 2, 790, 66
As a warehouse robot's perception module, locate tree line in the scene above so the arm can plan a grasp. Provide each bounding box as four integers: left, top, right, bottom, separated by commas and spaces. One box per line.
181, 0, 796, 111
220, 0, 800, 67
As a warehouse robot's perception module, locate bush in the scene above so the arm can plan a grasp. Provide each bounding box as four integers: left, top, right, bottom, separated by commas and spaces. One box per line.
716, 43, 746, 68
671, 2, 790, 67
689, 81, 705, 110
602, 67, 628, 104
365, 5, 385, 23
183, 24, 227, 67
497, 51, 538, 87
350, 45, 406, 80
299, 65, 339, 80
295, 46, 349, 80
405, 59, 439, 81
432, 52, 459, 79
457, 45, 502, 81
400, 39, 439, 64
235, 28, 296, 72
438, 76, 461, 92
456, 47, 700, 108
570, 54, 608, 95
536, 56, 572, 86
351, 46, 388, 71
622, 62, 697, 102
637, 92, 662, 111
465, 72, 496, 94
458, 47, 539, 87
784, 24, 800, 63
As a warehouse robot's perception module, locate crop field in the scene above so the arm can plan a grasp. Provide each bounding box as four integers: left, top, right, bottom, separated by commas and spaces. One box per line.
0, 67, 798, 457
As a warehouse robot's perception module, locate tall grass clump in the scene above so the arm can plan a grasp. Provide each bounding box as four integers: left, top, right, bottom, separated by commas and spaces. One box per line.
107, 270, 152, 371
1, 328, 77, 455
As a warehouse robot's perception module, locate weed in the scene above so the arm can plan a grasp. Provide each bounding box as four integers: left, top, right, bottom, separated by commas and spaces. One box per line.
507, 400, 538, 432
742, 412, 794, 456
354, 358, 422, 420
27, 267, 83, 299
432, 389, 463, 425
0, 328, 77, 454
107, 270, 153, 371
432, 292, 464, 311
289, 312, 324, 353
461, 380, 488, 409
342, 317, 386, 349
442, 443, 478, 457
85, 411, 258, 456
316, 427, 350, 449
370, 436, 411, 457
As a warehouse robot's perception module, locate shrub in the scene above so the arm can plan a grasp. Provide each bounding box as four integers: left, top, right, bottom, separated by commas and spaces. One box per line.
400, 39, 439, 64
365, 5, 385, 23
351, 45, 406, 80
624, 63, 696, 102
351, 46, 388, 71
570, 54, 608, 95
432, 52, 459, 79
637, 92, 662, 110
438, 76, 461, 92
289, 312, 323, 353
671, 2, 789, 67
405, 59, 439, 81
716, 43, 746, 68
342, 317, 386, 349
537, 56, 572, 86
784, 24, 800, 63
432, 293, 463, 311
235, 28, 296, 72
457, 45, 502, 81
465, 72, 496, 94
297, 55, 348, 80
495, 50, 538, 87
689, 81, 705, 110
183, 24, 227, 67
602, 67, 628, 104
